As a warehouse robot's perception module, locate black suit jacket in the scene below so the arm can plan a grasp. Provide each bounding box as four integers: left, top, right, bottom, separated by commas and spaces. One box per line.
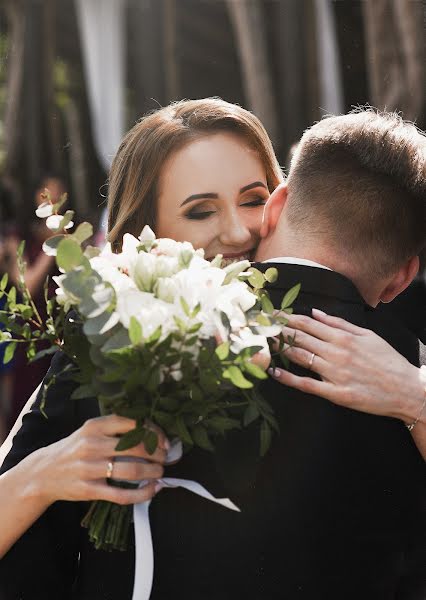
1, 264, 425, 600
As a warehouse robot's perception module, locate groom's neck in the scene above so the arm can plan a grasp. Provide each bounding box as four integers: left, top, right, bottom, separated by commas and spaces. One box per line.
255, 224, 340, 271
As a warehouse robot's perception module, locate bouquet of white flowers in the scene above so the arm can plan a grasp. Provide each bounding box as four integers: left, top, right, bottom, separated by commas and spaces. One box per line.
0, 192, 299, 553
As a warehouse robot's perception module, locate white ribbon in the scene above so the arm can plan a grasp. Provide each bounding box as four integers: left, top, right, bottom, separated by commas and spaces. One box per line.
131, 440, 240, 600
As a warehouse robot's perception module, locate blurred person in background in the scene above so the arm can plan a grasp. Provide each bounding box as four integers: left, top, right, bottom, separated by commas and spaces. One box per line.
5, 173, 66, 431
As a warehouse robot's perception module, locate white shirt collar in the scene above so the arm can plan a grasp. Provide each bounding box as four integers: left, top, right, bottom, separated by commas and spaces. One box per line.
262, 256, 332, 271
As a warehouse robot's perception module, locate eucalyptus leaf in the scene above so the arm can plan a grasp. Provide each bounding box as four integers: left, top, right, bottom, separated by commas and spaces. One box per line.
42, 234, 66, 256
72, 222, 93, 244
83, 311, 120, 337
56, 238, 84, 272
264, 268, 278, 283
102, 328, 131, 353
247, 268, 265, 290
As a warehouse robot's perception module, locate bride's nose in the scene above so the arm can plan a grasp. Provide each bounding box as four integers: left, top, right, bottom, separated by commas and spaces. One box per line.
219, 211, 252, 247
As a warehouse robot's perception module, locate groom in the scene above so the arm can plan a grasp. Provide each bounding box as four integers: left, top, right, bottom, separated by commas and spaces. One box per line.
245, 109, 426, 598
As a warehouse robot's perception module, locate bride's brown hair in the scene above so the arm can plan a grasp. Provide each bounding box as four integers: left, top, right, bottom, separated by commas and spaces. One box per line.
107, 98, 283, 250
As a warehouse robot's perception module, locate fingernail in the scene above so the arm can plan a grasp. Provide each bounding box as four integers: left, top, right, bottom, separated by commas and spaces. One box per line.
163, 438, 170, 451
154, 482, 163, 494
312, 308, 326, 316
268, 367, 282, 378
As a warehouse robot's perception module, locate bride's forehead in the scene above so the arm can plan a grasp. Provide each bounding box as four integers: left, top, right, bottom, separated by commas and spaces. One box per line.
160, 133, 265, 188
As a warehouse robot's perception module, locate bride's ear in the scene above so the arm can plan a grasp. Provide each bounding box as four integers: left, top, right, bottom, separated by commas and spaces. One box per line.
260, 183, 288, 239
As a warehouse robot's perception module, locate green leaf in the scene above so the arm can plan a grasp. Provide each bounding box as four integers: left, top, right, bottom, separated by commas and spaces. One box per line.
281, 283, 301, 310
70, 384, 96, 400
260, 420, 272, 456
190, 303, 201, 319
175, 416, 193, 445
58, 210, 75, 231
30, 346, 59, 363
180, 296, 191, 317
146, 325, 162, 345
248, 268, 265, 290
187, 322, 202, 334
72, 222, 93, 244
142, 428, 158, 455
17, 240, 25, 259
243, 361, 268, 380
191, 425, 214, 451
129, 316, 143, 345
208, 415, 241, 433
260, 294, 274, 314
243, 403, 259, 427
42, 234, 66, 256
8, 286, 16, 306
52, 192, 67, 213
215, 341, 230, 361
257, 314, 271, 327
223, 365, 253, 389
56, 238, 84, 272
0, 273, 8, 291
173, 315, 186, 333
115, 426, 146, 451
3, 341, 17, 364
264, 268, 278, 283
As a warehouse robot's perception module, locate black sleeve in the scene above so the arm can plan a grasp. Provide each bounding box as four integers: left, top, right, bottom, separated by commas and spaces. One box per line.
0, 351, 85, 600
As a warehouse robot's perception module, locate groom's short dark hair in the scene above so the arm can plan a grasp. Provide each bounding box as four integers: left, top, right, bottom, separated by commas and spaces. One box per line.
286, 109, 426, 278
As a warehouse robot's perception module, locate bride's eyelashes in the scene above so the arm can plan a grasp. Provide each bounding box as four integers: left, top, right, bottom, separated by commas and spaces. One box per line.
185, 196, 267, 221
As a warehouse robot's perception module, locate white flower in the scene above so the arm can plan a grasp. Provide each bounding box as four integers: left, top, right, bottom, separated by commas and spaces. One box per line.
90, 256, 136, 295
139, 225, 156, 243
216, 281, 257, 329
46, 214, 74, 231
230, 327, 271, 369
130, 251, 157, 292
116, 289, 175, 340
155, 277, 179, 303
35, 202, 54, 218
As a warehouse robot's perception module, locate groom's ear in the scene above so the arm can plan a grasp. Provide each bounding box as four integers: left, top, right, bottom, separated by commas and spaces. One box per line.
260, 183, 288, 239
379, 255, 419, 304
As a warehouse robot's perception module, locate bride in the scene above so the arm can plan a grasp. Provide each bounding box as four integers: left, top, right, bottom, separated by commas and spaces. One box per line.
1, 98, 424, 599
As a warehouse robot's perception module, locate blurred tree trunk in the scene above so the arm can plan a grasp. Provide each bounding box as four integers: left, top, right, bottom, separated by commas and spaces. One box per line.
3, 0, 26, 204
163, 0, 180, 102
362, 0, 425, 122
226, 0, 279, 144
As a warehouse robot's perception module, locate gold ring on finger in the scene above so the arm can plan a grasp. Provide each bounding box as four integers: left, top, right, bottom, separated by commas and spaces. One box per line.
308, 352, 316, 370
106, 459, 114, 480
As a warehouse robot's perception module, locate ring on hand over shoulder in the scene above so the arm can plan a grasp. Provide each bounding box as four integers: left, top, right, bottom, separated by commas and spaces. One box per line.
308, 352, 316, 370
106, 459, 115, 480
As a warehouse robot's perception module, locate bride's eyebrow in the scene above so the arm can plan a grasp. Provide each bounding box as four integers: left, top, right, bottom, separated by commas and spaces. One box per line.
180, 181, 267, 207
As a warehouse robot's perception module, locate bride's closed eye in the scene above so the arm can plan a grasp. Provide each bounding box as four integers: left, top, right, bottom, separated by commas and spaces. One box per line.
241, 196, 267, 208
185, 196, 267, 221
